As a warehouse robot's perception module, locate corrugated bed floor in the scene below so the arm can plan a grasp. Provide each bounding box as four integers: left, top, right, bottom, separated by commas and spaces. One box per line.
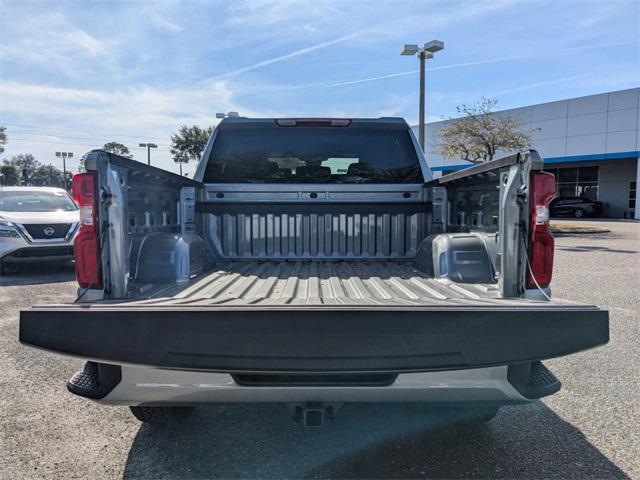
129, 260, 511, 307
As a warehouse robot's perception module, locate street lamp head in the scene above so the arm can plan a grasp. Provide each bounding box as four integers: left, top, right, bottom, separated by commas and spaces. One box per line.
67, 152, 73, 158
147, 143, 158, 149
423, 40, 444, 53
55, 152, 61, 157
216, 113, 226, 119
400, 44, 419, 56
139, 143, 147, 147
227, 111, 239, 118
61, 152, 68, 158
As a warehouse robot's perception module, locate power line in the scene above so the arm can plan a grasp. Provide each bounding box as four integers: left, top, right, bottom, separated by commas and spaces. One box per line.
5, 135, 171, 151
3, 122, 178, 143
7, 130, 170, 148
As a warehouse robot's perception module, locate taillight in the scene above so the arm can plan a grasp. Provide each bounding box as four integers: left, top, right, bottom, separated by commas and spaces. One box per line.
72, 173, 102, 289
527, 172, 556, 289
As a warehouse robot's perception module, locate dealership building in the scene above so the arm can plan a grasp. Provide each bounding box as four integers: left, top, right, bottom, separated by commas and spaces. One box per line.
418, 88, 640, 219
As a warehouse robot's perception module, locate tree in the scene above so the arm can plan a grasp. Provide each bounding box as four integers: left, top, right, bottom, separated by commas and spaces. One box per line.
0, 126, 6, 154
436, 97, 536, 164
31, 164, 65, 188
170, 125, 213, 174
0, 164, 19, 186
9, 153, 40, 180
1, 154, 65, 188
102, 141, 132, 158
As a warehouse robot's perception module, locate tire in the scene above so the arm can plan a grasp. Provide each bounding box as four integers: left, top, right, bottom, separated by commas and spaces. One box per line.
573, 209, 584, 218
448, 404, 499, 424
466, 404, 500, 423
129, 406, 195, 425
0, 261, 13, 275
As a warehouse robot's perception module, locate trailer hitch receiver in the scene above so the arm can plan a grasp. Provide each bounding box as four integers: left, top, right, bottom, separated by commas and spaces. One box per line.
292, 402, 342, 427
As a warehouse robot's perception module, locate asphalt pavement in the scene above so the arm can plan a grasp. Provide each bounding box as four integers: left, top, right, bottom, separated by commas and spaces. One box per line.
1, 220, 638, 479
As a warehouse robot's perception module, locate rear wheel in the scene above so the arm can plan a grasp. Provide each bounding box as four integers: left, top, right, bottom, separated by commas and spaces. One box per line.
465, 404, 500, 423
446, 404, 499, 424
573, 209, 584, 218
129, 406, 195, 425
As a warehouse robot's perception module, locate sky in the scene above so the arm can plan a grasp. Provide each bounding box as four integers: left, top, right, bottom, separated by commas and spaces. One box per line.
1, 0, 639, 176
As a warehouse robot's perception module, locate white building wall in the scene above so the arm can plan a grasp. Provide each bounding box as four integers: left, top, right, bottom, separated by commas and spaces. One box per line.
597, 160, 638, 217
417, 88, 640, 171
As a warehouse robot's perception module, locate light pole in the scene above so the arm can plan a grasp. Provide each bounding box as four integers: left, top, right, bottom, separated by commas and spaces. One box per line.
401, 40, 444, 151
138, 143, 158, 166
55, 151, 73, 190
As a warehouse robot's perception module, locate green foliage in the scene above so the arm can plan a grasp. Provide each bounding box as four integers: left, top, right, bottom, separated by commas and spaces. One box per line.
436, 97, 536, 164
170, 125, 213, 165
1, 154, 67, 188
0, 126, 6, 154
102, 141, 132, 158
0, 164, 19, 186
31, 164, 66, 187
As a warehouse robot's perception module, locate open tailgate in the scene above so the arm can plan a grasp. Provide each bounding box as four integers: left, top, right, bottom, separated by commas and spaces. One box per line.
20, 301, 608, 373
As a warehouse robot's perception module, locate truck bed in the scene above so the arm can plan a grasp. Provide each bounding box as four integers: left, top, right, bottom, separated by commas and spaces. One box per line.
128, 260, 512, 307
20, 258, 608, 373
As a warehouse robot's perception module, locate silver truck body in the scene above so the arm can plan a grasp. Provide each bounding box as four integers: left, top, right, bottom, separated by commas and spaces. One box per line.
20, 118, 608, 417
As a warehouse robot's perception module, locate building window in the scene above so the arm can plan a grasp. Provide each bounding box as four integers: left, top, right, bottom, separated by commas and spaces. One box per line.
630, 181, 637, 209
544, 166, 599, 200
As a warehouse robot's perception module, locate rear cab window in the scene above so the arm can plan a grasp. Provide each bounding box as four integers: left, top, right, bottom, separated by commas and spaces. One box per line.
202, 119, 425, 184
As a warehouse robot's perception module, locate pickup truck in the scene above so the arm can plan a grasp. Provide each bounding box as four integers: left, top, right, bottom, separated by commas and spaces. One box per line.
20, 117, 609, 427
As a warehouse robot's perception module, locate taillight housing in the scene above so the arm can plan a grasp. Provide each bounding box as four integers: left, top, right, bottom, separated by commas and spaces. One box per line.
526, 172, 556, 289
72, 172, 102, 289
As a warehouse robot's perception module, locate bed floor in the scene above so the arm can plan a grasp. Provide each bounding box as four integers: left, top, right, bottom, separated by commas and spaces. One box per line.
127, 260, 518, 307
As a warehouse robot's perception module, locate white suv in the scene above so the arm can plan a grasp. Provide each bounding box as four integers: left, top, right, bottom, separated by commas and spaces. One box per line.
0, 186, 79, 273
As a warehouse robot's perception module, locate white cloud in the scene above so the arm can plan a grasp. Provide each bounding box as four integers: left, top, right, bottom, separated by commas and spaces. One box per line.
1, 11, 110, 63
493, 75, 588, 96
210, 0, 519, 81
0, 80, 269, 174
209, 31, 365, 80
226, 0, 337, 27
142, 6, 183, 33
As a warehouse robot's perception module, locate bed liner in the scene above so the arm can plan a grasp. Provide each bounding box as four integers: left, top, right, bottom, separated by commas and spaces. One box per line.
124, 260, 517, 308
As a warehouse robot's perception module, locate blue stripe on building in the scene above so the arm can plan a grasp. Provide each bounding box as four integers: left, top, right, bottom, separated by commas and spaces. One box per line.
431, 151, 640, 172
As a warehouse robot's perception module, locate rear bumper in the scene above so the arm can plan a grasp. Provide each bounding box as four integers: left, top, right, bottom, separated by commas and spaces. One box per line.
19, 304, 609, 373
95, 364, 533, 405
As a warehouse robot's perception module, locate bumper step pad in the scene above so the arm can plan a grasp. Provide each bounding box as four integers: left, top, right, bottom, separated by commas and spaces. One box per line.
508, 361, 560, 399
67, 362, 121, 399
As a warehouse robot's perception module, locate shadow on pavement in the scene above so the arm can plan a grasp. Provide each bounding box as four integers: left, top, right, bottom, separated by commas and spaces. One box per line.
0, 262, 76, 286
557, 245, 638, 254
122, 402, 628, 479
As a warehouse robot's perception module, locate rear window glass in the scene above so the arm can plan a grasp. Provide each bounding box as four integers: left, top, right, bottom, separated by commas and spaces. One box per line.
203, 124, 423, 184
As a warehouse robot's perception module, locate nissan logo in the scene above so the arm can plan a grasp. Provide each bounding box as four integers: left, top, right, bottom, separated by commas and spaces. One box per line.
43, 227, 55, 236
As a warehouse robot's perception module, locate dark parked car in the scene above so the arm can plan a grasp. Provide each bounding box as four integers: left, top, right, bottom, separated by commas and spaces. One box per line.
550, 196, 604, 218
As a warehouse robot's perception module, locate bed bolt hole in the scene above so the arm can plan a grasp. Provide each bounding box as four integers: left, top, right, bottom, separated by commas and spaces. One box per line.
403, 192, 411, 198
216, 192, 224, 199
309, 192, 318, 199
